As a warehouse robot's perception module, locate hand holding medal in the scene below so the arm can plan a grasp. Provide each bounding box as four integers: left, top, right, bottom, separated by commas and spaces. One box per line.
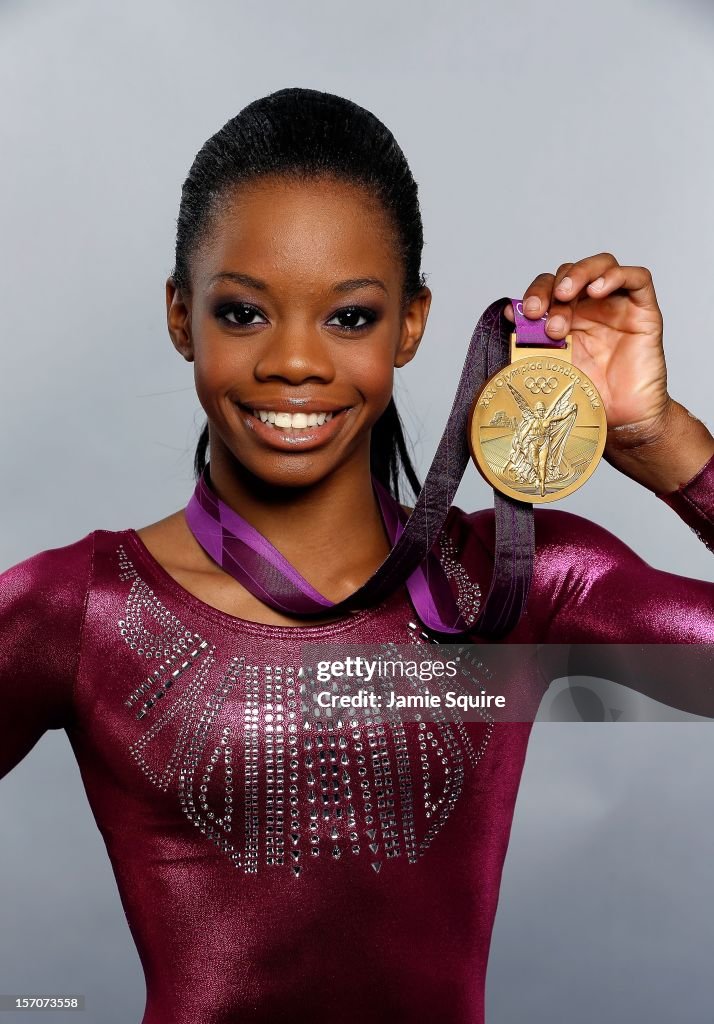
469, 253, 668, 503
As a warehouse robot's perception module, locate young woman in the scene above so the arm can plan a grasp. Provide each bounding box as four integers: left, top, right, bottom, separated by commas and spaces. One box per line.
2, 87, 713, 1024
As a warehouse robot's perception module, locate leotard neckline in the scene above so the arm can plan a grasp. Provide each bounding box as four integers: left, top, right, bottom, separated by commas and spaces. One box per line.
123, 526, 400, 637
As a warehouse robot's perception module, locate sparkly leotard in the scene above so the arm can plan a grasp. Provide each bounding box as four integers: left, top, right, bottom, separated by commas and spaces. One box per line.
2, 453, 713, 1024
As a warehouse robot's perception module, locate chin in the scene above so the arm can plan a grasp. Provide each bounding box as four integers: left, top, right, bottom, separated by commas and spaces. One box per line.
230, 454, 337, 490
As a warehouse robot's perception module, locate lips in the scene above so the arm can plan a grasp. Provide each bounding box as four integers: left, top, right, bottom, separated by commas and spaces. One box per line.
235, 402, 353, 452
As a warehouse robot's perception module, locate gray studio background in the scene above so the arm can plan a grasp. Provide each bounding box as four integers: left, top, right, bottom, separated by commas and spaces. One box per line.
1, 1, 713, 1022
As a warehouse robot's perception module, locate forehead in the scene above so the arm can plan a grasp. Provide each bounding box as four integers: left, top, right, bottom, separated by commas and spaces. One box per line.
192, 175, 400, 292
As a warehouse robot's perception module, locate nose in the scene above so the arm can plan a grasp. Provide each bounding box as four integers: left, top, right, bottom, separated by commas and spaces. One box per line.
254, 318, 336, 386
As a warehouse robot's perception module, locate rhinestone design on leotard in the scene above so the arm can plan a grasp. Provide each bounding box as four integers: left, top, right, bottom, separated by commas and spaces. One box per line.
436, 531, 482, 626
117, 545, 213, 721
116, 542, 493, 877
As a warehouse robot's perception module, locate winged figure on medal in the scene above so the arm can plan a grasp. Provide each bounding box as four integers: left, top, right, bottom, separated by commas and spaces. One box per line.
501, 382, 579, 497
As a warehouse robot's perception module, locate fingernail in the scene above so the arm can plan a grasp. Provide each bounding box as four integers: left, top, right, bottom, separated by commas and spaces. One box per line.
548, 316, 565, 333
558, 276, 572, 294
524, 297, 541, 313
591, 276, 605, 290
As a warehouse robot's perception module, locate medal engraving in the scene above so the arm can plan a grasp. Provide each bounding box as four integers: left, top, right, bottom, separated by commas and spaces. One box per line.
468, 336, 607, 503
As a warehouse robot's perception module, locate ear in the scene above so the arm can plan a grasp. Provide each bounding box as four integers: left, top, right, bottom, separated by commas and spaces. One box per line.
166, 277, 194, 362
394, 286, 431, 369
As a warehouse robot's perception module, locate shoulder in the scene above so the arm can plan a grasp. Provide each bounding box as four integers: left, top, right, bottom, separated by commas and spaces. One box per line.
0, 531, 102, 747
533, 506, 638, 565
446, 503, 639, 574
1, 530, 97, 618
443, 504, 648, 632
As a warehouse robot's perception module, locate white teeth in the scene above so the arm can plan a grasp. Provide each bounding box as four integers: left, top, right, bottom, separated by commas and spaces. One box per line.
251, 409, 342, 429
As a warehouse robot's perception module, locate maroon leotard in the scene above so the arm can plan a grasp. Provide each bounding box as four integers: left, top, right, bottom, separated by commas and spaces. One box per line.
2, 453, 713, 1024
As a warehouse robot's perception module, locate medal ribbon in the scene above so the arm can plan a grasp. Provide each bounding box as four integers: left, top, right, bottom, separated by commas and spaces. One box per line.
185, 297, 550, 638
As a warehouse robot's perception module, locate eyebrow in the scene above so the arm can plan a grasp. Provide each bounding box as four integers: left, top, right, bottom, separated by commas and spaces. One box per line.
208, 272, 388, 295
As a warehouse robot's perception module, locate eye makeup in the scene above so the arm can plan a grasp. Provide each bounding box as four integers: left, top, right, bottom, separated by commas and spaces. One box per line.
212, 301, 381, 333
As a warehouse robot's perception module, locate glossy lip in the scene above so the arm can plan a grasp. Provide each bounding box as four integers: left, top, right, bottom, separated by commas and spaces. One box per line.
236, 403, 354, 451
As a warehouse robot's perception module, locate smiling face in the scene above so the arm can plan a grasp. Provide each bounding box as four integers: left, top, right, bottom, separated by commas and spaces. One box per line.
167, 174, 431, 490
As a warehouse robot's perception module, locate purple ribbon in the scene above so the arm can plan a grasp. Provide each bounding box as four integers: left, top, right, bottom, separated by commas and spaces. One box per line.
511, 299, 567, 348
186, 470, 469, 632
184, 297, 551, 638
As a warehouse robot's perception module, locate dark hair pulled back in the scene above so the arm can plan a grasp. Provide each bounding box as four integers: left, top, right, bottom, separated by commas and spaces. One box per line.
173, 87, 426, 502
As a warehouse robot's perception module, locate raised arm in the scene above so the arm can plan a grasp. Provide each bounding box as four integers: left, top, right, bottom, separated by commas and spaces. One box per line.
502, 255, 714, 712
0, 533, 93, 781
534, 456, 714, 716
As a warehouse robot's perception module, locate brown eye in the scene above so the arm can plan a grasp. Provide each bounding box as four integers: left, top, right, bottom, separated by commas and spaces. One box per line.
326, 306, 378, 331
217, 303, 266, 326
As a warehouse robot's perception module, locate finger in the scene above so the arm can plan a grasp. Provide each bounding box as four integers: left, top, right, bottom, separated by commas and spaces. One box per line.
520, 262, 576, 340
585, 264, 659, 309
546, 254, 620, 340
502, 297, 547, 322
553, 252, 619, 302
520, 272, 556, 319
506, 270, 573, 338
541, 262, 578, 339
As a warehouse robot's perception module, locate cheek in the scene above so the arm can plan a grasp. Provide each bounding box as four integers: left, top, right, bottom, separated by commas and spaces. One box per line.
191, 343, 242, 419
191, 318, 251, 391
352, 356, 395, 420
192, 364, 215, 416
342, 332, 397, 395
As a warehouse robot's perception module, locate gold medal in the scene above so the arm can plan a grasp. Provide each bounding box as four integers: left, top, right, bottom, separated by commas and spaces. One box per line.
468, 332, 607, 503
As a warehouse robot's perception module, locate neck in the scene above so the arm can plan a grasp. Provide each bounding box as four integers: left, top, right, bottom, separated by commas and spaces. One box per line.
203, 447, 395, 596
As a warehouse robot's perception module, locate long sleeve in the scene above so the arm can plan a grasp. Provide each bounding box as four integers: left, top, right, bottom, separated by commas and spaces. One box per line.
0, 531, 94, 781
655, 449, 714, 554
532, 457, 714, 715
